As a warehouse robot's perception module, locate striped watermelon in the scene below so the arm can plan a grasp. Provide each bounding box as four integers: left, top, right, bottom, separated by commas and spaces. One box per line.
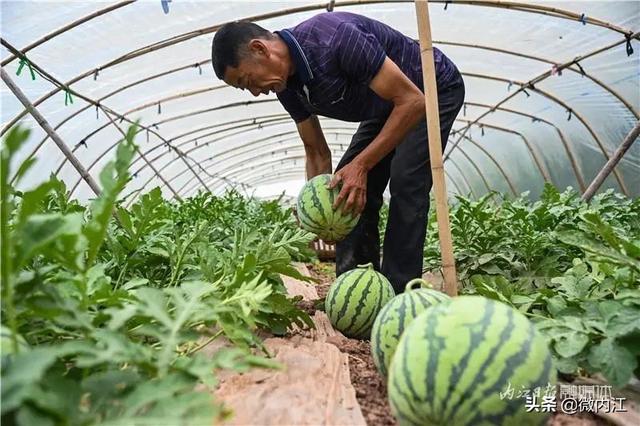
370, 278, 450, 377
325, 263, 395, 339
296, 174, 359, 242
388, 296, 556, 426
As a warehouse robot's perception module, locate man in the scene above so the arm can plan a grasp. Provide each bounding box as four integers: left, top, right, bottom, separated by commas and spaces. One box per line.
211, 11, 464, 293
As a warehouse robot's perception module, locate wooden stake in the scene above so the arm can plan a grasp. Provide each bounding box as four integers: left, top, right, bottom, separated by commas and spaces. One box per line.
582, 121, 640, 202
1, 68, 102, 196
415, 0, 458, 297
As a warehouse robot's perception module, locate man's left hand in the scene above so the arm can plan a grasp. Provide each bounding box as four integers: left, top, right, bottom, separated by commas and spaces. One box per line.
328, 160, 368, 215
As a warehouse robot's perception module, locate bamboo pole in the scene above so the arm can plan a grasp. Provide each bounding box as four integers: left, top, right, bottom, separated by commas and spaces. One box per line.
415, 0, 458, 296
0, 68, 102, 196
582, 121, 640, 202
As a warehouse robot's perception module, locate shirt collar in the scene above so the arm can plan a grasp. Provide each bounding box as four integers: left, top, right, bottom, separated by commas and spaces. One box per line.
276, 29, 313, 84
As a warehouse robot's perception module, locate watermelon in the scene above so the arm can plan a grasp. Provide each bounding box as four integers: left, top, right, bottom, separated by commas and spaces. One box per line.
388, 296, 556, 426
370, 278, 450, 377
325, 263, 395, 339
296, 174, 359, 242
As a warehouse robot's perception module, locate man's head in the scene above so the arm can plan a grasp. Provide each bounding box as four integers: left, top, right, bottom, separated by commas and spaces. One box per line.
211, 21, 291, 97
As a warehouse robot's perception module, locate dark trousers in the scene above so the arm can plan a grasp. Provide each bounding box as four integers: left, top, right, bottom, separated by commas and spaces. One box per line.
335, 72, 465, 294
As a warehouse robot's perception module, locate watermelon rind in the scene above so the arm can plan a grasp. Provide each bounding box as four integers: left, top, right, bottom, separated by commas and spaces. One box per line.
296, 174, 360, 242
325, 263, 395, 339
388, 296, 556, 426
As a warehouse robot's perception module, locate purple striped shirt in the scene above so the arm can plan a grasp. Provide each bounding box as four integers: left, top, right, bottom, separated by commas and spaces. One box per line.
276, 11, 459, 123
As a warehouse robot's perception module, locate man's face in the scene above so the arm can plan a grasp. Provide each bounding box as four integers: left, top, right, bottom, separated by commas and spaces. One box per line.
224, 39, 288, 97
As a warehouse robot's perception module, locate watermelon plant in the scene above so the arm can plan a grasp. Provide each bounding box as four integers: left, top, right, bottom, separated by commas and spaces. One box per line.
325, 263, 395, 339
296, 174, 360, 242
0, 125, 316, 425
421, 186, 640, 388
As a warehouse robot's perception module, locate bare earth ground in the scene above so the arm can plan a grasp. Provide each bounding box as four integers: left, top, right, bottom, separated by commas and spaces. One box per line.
305, 262, 396, 426
303, 262, 619, 426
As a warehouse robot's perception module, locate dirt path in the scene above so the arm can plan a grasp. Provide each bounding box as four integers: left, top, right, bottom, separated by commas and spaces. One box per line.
305, 262, 397, 426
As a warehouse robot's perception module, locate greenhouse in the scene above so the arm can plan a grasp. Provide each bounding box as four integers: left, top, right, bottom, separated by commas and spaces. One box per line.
1, 0, 639, 425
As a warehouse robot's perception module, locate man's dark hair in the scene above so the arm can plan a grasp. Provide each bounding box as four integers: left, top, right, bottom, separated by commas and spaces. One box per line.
211, 21, 273, 80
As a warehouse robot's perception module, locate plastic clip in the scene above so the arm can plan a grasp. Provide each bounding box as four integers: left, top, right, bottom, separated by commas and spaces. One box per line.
157, 102, 162, 114
196, 63, 202, 75
444, 0, 451, 10
64, 89, 74, 106
625, 34, 634, 56
195, 139, 198, 146
574, 61, 586, 76
326, 0, 335, 12
95, 104, 100, 119
551, 64, 562, 76
480, 125, 485, 137
507, 81, 513, 91
146, 130, 150, 142
567, 109, 572, 121
579, 13, 587, 25
463, 104, 467, 116
76, 139, 87, 149
16, 57, 37, 80
161, 0, 171, 14
94, 70, 99, 81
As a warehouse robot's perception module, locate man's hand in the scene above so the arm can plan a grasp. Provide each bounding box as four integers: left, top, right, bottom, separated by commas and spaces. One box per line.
328, 160, 368, 215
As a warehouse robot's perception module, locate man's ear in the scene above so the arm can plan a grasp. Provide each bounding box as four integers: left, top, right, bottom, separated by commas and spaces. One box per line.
248, 39, 269, 57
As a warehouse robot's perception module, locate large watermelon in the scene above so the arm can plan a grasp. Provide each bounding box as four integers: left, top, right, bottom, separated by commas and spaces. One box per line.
370, 278, 450, 377
325, 263, 395, 339
296, 174, 359, 242
388, 296, 556, 426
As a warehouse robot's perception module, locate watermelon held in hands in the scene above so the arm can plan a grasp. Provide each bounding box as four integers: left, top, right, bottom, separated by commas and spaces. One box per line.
325, 263, 395, 339
370, 278, 450, 377
296, 174, 359, 242
388, 296, 556, 426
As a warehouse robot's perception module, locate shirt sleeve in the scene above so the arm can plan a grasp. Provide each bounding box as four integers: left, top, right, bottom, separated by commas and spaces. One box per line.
331, 22, 387, 85
277, 89, 311, 123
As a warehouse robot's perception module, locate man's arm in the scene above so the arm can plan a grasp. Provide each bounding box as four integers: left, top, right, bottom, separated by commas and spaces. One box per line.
297, 114, 332, 179
331, 57, 425, 213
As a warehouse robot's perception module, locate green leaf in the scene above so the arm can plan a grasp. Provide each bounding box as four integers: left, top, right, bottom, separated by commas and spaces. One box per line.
554, 330, 590, 358
123, 278, 149, 290
587, 337, 637, 387
1, 346, 61, 414
84, 126, 137, 267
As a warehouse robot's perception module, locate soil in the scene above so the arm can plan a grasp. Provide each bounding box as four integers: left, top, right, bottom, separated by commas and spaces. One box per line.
304, 262, 396, 426
300, 262, 612, 426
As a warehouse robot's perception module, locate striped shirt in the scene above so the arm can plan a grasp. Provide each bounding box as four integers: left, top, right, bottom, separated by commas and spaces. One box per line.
275, 11, 459, 123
